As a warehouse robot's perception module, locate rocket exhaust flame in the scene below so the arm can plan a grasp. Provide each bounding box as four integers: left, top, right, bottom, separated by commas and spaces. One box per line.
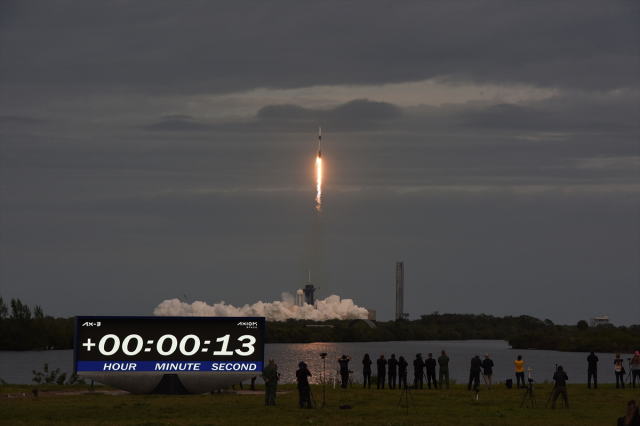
316, 157, 322, 210
316, 127, 322, 211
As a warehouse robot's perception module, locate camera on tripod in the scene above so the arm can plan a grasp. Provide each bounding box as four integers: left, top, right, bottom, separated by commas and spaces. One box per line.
319, 353, 327, 359
520, 367, 537, 408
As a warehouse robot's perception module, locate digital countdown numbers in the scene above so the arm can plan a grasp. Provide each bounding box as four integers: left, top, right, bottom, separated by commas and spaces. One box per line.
74, 316, 265, 373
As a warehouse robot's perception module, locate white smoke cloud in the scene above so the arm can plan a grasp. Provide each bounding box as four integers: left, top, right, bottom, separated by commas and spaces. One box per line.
153, 293, 369, 322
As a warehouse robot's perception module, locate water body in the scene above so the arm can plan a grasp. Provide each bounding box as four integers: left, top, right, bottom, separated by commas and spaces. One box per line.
0, 341, 634, 386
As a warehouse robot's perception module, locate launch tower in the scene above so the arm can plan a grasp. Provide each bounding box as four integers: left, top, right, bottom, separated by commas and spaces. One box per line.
303, 270, 318, 305
395, 262, 408, 319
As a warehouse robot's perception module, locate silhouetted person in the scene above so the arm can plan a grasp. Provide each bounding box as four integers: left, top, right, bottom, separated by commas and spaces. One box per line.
482, 354, 494, 389
263, 358, 278, 406
631, 352, 640, 388
388, 354, 398, 389
468, 354, 482, 391
296, 361, 312, 409
362, 354, 372, 389
425, 353, 437, 389
413, 353, 424, 389
438, 350, 450, 389
338, 355, 352, 389
376, 354, 387, 389
398, 356, 409, 389
587, 350, 598, 389
551, 365, 569, 409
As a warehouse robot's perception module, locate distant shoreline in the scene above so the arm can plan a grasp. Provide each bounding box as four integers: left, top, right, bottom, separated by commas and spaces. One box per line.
1, 307, 638, 353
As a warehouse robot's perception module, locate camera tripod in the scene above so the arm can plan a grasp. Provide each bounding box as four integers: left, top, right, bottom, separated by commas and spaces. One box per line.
625, 358, 634, 385
520, 369, 537, 409
335, 370, 354, 389
319, 353, 327, 408
423, 371, 438, 390
395, 384, 418, 415
308, 385, 317, 409
480, 371, 490, 390
544, 384, 560, 408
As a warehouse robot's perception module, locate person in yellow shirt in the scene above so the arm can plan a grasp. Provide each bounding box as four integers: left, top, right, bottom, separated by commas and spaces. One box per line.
515, 355, 525, 388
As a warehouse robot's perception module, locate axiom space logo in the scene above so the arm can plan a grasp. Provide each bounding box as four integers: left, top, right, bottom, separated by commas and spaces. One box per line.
237, 321, 258, 329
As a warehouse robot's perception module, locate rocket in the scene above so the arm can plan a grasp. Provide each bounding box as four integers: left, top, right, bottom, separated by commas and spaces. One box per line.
318, 127, 321, 158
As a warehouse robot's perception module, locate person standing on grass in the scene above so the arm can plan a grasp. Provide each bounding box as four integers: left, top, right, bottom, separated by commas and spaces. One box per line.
376, 354, 387, 389
515, 355, 525, 388
398, 356, 409, 389
362, 354, 372, 389
615, 353, 626, 389
295, 361, 312, 409
425, 353, 438, 389
263, 358, 278, 406
438, 350, 450, 389
388, 354, 398, 390
482, 354, 494, 390
467, 354, 482, 391
413, 353, 424, 389
338, 355, 352, 389
587, 350, 598, 389
551, 365, 569, 409
631, 352, 640, 388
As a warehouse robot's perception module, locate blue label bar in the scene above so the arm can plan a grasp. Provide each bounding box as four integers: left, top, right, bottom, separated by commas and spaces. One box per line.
77, 361, 263, 372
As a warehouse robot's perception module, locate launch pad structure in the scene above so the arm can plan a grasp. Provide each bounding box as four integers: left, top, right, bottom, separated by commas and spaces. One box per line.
396, 262, 409, 319
301, 270, 318, 306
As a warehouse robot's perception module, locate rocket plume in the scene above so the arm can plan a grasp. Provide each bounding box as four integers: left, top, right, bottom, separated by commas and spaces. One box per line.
316, 157, 322, 211
154, 293, 368, 322
316, 127, 322, 211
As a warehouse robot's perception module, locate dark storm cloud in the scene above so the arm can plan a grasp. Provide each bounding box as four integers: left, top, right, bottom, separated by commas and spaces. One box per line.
2, 93, 637, 190
144, 119, 212, 132
257, 99, 401, 122
0, 115, 45, 124
1, 1, 638, 100
160, 114, 194, 121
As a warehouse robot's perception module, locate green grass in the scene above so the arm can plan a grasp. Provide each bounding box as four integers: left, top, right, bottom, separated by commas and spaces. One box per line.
0, 382, 635, 426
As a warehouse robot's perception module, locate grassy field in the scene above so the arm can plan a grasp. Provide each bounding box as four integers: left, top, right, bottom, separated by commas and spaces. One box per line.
0, 382, 636, 426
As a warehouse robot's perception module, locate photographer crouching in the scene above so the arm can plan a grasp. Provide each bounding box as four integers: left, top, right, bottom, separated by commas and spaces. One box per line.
296, 361, 312, 409
551, 365, 569, 409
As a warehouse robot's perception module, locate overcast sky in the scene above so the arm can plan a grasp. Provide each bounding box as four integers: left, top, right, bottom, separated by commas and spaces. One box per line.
1, 1, 638, 325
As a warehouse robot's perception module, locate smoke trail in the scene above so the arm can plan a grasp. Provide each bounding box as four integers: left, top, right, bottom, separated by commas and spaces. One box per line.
153, 293, 368, 322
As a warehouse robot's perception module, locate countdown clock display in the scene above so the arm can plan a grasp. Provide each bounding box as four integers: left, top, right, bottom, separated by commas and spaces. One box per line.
74, 316, 265, 373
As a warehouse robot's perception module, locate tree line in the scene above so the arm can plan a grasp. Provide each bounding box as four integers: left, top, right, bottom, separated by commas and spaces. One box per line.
0, 297, 74, 350
264, 312, 640, 352
1, 297, 638, 353
507, 321, 640, 352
